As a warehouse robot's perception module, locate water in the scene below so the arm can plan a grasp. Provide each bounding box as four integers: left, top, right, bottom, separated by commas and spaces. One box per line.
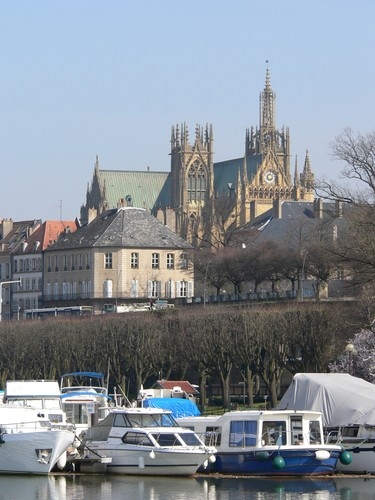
0, 474, 374, 500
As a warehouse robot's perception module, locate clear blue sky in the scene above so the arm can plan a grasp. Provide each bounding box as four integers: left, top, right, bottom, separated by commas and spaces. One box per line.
1, 1, 374, 222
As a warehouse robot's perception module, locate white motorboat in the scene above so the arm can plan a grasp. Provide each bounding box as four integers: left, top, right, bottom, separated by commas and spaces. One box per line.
4, 379, 65, 426
0, 404, 75, 474
177, 409, 351, 476
76, 407, 216, 475
276, 373, 375, 473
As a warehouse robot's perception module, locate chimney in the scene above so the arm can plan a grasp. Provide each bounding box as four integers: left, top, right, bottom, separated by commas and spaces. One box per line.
87, 208, 97, 224
0, 219, 13, 239
313, 198, 324, 219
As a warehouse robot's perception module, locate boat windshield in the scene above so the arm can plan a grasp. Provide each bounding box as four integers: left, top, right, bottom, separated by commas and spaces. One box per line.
178, 432, 203, 446
151, 433, 183, 446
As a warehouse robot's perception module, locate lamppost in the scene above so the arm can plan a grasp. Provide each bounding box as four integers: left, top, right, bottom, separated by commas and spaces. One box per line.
345, 343, 357, 375
0, 279, 22, 322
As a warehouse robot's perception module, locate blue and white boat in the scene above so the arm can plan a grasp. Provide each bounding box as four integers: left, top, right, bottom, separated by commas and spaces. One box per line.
177, 409, 351, 476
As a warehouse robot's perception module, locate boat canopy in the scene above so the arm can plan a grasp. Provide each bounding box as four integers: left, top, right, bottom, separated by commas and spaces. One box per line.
276, 373, 375, 427
143, 398, 201, 418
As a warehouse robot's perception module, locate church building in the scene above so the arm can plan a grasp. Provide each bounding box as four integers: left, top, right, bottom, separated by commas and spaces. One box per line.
80, 68, 314, 246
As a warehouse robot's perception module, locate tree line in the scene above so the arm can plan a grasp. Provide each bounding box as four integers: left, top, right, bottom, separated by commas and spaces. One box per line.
0, 301, 362, 408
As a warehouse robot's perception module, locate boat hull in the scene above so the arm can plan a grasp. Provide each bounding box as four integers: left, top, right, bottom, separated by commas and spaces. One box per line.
0, 429, 75, 475
336, 439, 375, 474
81, 445, 212, 476
212, 447, 341, 476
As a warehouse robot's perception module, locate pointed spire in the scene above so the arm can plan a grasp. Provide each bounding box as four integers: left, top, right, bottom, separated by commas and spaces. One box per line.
303, 149, 311, 174
260, 61, 276, 131
94, 155, 99, 173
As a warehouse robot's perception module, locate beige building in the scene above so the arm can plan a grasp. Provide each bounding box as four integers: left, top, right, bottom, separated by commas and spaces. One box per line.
43, 205, 194, 312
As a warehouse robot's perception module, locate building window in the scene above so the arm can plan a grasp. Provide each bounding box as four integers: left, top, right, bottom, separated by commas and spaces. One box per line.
14, 260, 18, 272
32, 258, 36, 270
86, 253, 90, 269
152, 253, 159, 269
148, 280, 161, 298
47, 256, 51, 272
187, 160, 206, 202
105, 253, 113, 269
131, 252, 139, 269
79, 254, 83, 269
54, 256, 58, 271
178, 280, 187, 297
64, 255, 68, 271
166, 253, 174, 270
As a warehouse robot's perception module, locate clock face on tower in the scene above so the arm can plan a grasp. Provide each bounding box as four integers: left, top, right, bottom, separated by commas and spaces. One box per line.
264, 170, 276, 184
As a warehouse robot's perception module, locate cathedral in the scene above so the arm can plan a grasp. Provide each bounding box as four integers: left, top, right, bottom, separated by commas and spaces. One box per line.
81, 68, 314, 246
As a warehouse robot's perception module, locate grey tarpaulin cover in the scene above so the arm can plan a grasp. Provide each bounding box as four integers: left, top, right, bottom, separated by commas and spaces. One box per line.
275, 373, 375, 427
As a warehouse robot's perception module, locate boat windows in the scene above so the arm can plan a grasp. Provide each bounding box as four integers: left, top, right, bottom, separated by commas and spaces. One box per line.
309, 420, 322, 444
122, 431, 153, 446
291, 416, 304, 444
229, 420, 257, 447
178, 432, 203, 447
262, 421, 286, 446
151, 433, 182, 446
125, 413, 178, 428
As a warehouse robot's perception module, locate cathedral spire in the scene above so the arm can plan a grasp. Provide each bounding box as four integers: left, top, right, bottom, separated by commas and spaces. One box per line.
260, 61, 276, 131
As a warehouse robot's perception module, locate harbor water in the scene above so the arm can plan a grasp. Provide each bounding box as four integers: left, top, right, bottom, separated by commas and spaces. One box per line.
0, 474, 374, 500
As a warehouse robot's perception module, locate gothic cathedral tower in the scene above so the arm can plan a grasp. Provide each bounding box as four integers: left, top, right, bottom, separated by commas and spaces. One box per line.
170, 123, 214, 244
169, 66, 314, 245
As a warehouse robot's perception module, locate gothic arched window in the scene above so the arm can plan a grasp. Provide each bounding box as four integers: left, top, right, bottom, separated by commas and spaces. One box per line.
187, 161, 206, 202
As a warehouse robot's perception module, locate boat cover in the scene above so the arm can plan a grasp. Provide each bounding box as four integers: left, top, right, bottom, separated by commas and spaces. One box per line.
275, 373, 375, 427
143, 398, 201, 418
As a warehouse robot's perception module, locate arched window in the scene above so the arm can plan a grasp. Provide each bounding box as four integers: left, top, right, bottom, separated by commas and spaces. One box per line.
187, 160, 206, 202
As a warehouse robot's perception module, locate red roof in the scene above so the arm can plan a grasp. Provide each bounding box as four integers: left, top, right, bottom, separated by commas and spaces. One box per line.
156, 380, 199, 395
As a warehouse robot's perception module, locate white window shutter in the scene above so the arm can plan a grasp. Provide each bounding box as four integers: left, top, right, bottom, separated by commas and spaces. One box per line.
188, 281, 194, 298
147, 280, 152, 298
176, 281, 181, 298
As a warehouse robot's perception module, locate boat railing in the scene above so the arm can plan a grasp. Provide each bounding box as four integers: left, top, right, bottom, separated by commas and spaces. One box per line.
0, 420, 52, 433
199, 431, 221, 447
61, 386, 108, 396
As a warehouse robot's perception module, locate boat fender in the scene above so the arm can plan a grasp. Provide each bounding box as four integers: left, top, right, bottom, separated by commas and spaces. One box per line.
209, 454, 216, 463
273, 455, 285, 469
149, 450, 156, 459
339, 450, 352, 465
315, 450, 330, 461
255, 451, 270, 461
203, 459, 209, 469
56, 451, 67, 470
138, 456, 145, 469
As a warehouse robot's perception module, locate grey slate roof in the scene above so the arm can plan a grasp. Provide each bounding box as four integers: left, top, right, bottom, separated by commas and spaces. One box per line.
237, 201, 345, 247
46, 207, 192, 251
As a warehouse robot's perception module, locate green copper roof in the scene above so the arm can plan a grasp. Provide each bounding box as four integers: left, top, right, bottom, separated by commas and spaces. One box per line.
99, 170, 171, 212
213, 155, 262, 195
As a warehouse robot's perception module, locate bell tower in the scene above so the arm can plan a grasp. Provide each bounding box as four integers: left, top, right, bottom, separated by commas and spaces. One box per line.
170, 123, 214, 241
